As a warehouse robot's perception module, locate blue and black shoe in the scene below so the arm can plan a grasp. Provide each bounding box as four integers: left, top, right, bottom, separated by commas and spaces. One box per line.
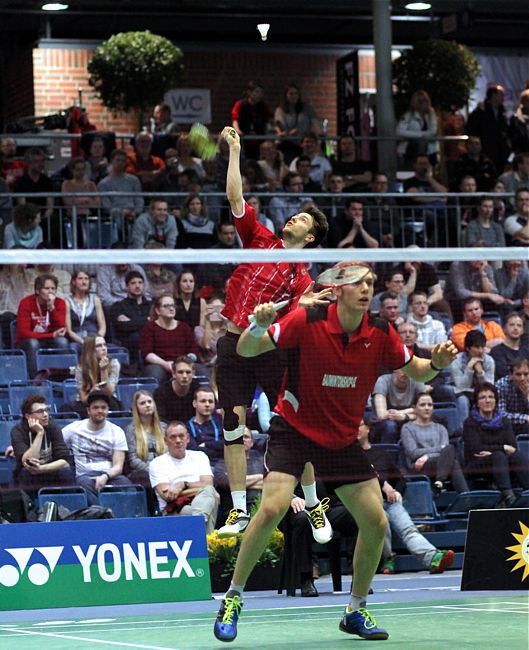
339, 606, 389, 640
214, 593, 243, 642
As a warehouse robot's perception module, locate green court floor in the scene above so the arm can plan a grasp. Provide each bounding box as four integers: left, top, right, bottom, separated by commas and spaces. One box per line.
0, 596, 527, 650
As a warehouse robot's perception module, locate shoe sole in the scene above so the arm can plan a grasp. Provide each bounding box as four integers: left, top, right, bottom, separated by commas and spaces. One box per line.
430, 549, 455, 574
339, 621, 389, 640
217, 523, 249, 539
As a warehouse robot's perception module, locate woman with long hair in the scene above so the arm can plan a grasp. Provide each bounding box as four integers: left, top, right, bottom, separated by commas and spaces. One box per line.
65, 268, 106, 348
61, 157, 101, 217
396, 90, 439, 167
139, 294, 199, 381
401, 392, 468, 494
194, 293, 228, 377
175, 133, 205, 179
463, 382, 529, 507
178, 193, 216, 248
174, 268, 206, 328
274, 83, 320, 164
74, 335, 121, 414
125, 390, 167, 485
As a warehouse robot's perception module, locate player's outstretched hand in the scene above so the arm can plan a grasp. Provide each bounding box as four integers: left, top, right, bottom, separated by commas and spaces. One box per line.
298, 282, 334, 308
431, 340, 458, 369
252, 302, 277, 329
221, 126, 240, 147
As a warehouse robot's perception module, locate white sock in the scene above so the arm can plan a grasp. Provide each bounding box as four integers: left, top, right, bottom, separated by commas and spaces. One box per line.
349, 594, 367, 611
226, 583, 245, 598
231, 491, 247, 512
301, 482, 319, 509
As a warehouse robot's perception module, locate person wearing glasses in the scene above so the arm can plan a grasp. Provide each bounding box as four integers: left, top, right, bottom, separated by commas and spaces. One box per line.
139, 294, 199, 381
10, 393, 74, 491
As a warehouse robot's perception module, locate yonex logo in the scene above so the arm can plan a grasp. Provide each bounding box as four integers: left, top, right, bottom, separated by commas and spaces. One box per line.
0, 546, 64, 587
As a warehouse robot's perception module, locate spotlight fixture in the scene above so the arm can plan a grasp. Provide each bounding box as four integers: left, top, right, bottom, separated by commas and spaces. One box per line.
42, 3, 69, 10
257, 23, 270, 42
405, 2, 431, 10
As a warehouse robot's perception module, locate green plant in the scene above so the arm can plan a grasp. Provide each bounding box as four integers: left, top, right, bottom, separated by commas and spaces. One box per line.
87, 31, 184, 125
392, 40, 480, 114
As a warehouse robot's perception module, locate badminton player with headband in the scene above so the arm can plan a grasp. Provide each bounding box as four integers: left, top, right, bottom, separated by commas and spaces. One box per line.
214, 261, 458, 643
215, 125, 332, 541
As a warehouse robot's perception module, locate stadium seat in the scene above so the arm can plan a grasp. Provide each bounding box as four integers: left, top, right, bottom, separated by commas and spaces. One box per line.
107, 411, 133, 430
443, 490, 502, 518
516, 434, 529, 460
433, 402, 462, 434
514, 489, 529, 508
0, 455, 16, 486
402, 475, 446, 525
106, 344, 130, 367
52, 412, 81, 428
0, 416, 15, 452
8, 380, 54, 418
0, 350, 28, 384
8, 320, 17, 349
37, 486, 88, 512
36, 348, 78, 371
370, 443, 400, 467
98, 484, 148, 518
116, 377, 159, 411
59, 378, 79, 407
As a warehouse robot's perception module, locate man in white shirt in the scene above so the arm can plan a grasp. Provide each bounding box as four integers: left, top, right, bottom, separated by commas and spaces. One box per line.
149, 421, 219, 532
62, 391, 130, 505
407, 291, 447, 353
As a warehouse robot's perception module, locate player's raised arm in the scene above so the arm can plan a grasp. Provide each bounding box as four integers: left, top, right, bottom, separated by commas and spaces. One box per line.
237, 302, 277, 358
403, 340, 458, 382
221, 126, 244, 216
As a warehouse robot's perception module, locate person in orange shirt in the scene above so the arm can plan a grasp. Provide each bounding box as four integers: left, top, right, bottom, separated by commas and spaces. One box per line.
125, 132, 165, 191
451, 297, 505, 352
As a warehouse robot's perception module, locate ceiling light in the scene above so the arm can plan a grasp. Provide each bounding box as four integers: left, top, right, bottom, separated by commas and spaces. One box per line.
42, 3, 69, 10
405, 2, 431, 10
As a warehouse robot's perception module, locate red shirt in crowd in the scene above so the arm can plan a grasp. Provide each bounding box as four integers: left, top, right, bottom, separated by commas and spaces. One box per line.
16, 294, 67, 344
222, 201, 312, 329
269, 303, 412, 449
139, 320, 199, 362
0, 160, 26, 190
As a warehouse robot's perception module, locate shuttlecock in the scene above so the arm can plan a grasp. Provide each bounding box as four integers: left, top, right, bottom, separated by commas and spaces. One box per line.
257, 23, 270, 41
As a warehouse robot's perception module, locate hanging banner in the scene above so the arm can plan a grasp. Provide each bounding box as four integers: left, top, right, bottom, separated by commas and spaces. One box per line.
337, 51, 361, 138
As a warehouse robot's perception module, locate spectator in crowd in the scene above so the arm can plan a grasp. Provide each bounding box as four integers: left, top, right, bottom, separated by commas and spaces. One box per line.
124, 390, 166, 486
400, 255, 450, 317
187, 386, 224, 467
295, 155, 323, 194
510, 89, 529, 154
0, 176, 12, 232
131, 198, 177, 249
245, 196, 274, 234
151, 148, 185, 215
401, 392, 469, 493
372, 369, 428, 443
97, 149, 143, 231
61, 157, 101, 218
201, 158, 223, 224
496, 357, 529, 435
444, 260, 508, 321
143, 241, 177, 299
396, 90, 439, 166
154, 355, 199, 424
13, 148, 55, 243
3, 203, 43, 250
175, 133, 205, 179
330, 134, 373, 191
257, 140, 288, 190
243, 159, 270, 193
11, 393, 74, 490
178, 193, 216, 248
0, 137, 26, 190
494, 261, 529, 313
231, 80, 272, 159
97, 251, 151, 309
62, 391, 131, 505
268, 172, 313, 231
466, 195, 506, 247
406, 291, 447, 353
491, 178, 512, 223
25, 251, 71, 298
197, 224, 239, 292
452, 135, 497, 191
363, 173, 394, 246
451, 297, 506, 352
174, 269, 206, 329
109, 270, 152, 363
357, 419, 455, 575
139, 294, 198, 381
15, 273, 69, 378
326, 174, 348, 217
490, 311, 529, 381
289, 132, 332, 188
0, 264, 31, 341
451, 330, 495, 425
457, 174, 479, 227
327, 199, 379, 249
125, 131, 165, 191
377, 291, 405, 329
195, 293, 228, 374
499, 152, 529, 195
504, 186, 529, 245
371, 268, 412, 316
274, 83, 320, 156
464, 383, 529, 505
65, 268, 105, 348
148, 420, 219, 529
83, 135, 109, 184
467, 84, 511, 172
152, 103, 178, 135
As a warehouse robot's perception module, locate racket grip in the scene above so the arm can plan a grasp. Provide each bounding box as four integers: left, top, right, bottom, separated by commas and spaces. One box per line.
248, 300, 289, 324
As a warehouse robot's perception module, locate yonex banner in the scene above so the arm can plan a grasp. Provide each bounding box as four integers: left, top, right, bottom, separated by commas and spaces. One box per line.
0, 516, 211, 610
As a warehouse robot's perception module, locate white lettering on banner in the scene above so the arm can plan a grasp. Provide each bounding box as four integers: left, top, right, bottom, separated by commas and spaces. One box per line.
98, 544, 121, 582
72, 544, 97, 582
149, 541, 171, 579
123, 543, 148, 580
321, 374, 357, 388
169, 540, 195, 578
164, 89, 212, 124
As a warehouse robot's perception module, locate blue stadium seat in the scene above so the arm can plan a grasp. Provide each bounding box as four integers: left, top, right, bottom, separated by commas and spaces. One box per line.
0, 350, 28, 384
9, 320, 17, 349
0, 455, 16, 486
52, 412, 81, 428
433, 402, 462, 434
514, 489, 529, 508
370, 443, 400, 467
116, 378, 159, 411
98, 484, 148, 518
402, 475, 445, 525
36, 348, 78, 371
106, 344, 130, 366
108, 411, 133, 430
37, 486, 88, 512
0, 416, 16, 452
517, 434, 529, 460
59, 378, 79, 407
443, 490, 502, 517
8, 380, 54, 418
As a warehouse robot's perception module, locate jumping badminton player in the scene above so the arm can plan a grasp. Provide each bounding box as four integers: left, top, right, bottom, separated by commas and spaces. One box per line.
214, 261, 458, 642
216, 126, 331, 540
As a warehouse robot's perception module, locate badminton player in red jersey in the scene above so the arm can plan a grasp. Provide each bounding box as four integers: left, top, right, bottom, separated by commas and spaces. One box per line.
216, 126, 331, 539
214, 261, 458, 642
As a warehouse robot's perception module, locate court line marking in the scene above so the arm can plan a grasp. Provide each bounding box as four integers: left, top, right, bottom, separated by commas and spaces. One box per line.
0, 627, 179, 649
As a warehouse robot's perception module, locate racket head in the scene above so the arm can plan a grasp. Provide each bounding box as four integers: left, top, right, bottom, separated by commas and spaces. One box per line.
316, 262, 376, 288
189, 122, 217, 160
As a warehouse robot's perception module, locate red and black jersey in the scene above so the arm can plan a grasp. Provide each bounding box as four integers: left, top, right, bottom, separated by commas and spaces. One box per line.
268, 303, 413, 449
222, 201, 311, 328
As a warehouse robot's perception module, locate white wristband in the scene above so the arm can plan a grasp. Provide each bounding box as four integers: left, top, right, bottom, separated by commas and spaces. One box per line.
249, 321, 267, 338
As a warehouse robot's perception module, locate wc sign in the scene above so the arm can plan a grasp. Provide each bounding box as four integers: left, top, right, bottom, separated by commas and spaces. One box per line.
0, 517, 211, 610
164, 88, 212, 124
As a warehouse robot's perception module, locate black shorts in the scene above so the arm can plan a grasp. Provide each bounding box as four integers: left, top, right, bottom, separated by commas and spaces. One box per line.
265, 416, 377, 491
216, 332, 286, 409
